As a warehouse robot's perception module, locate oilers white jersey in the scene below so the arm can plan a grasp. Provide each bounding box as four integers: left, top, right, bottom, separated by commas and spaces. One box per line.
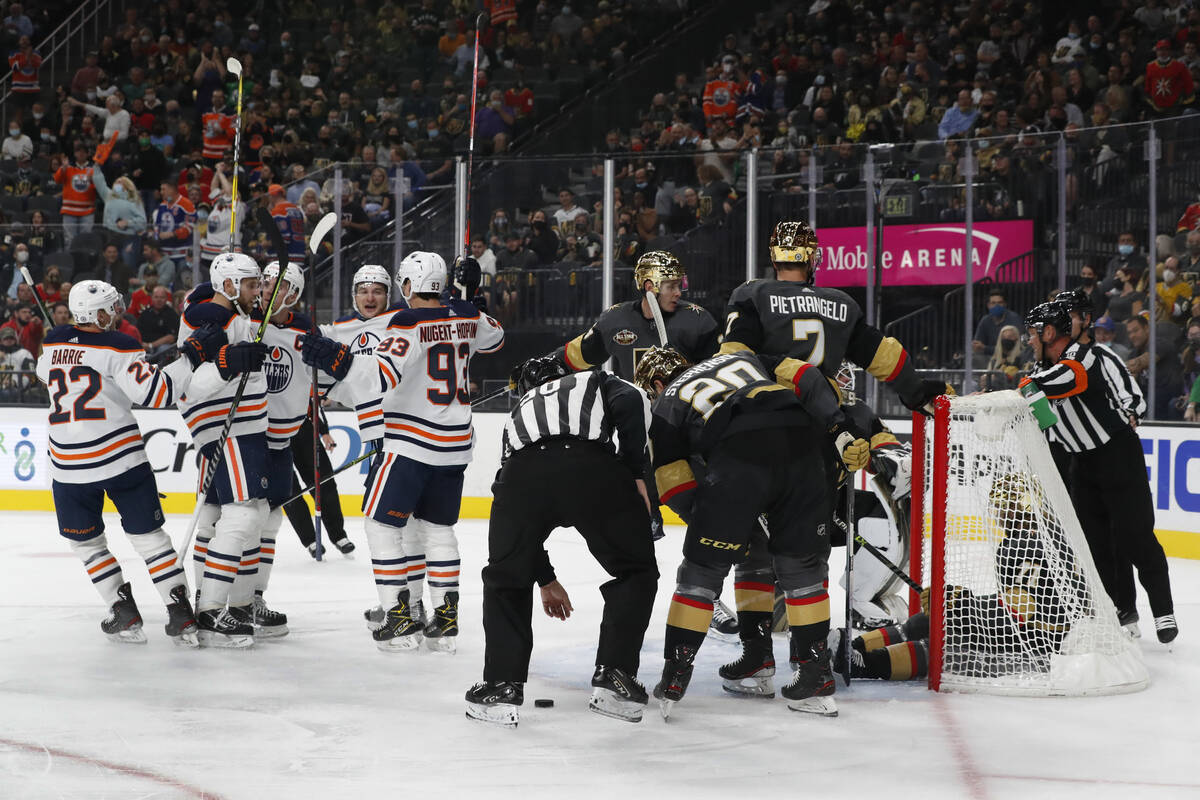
176, 283, 269, 448
320, 303, 405, 443
37, 325, 221, 483
343, 299, 505, 466
257, 310, 315, 451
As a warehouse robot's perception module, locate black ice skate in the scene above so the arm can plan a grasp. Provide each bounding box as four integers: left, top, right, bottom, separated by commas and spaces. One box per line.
196, 607, 254, 649
165, 585, 199, 648
1155, 614, 1179, 644
465, 681, 524, 728
719, 631, 776, 698
708, 598, 739, 642
331, 536, 356, 556
424, 591, 458, 653
101, 582, 146, 644
589, 666, 649, 722
364, 605, 384, 631
782, 638, 838, 717
653, 645, 697, 721
372, 591, 423, 652
251, 592, 289, 638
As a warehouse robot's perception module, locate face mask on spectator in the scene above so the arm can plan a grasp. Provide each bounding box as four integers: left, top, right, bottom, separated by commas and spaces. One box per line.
427, 128, 438, 138
41, 132, 52, 141
111, 184, 126, 198
1118, 243, 1134, 256
407, 119, 418, 129
139, 136, 151, 147
954, 53, 966, 63
1190, 243, 1200, 256
8, 128, 18, 138
988, 303, 1005, 318
87, 90, 97, 100
1001, 338, 1016, 351
141, 34, 152, 43
1165, 269, 1177, 283
32, 111, 42, 120
1081, 275, 1096, 287
494, 216, 509, 230
15, 250, 28, 263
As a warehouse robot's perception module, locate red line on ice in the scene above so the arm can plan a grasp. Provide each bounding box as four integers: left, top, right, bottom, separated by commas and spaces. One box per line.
981, 773, 1200, 790
0, 735, 224, 799
931, 698, 989, 800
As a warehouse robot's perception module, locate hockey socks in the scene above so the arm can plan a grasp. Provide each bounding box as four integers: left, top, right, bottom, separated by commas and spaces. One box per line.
664, 591, 714, 658
256, 506, 283, 595
783, 583, 831, 647
128, 529, 186, 605
365, 518, 407, 609
71, 537, 125, 606
420, 521, 460, 609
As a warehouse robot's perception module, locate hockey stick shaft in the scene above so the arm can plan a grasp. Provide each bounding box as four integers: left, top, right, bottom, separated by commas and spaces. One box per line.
470, 383, 510, 407
646, 290, 668, 346
306, 214, 338, 560
853, 531, 922, 594
18, 267, 52, 323
463, 11, 486, 253
279, 447, 379, 508
843, 478, 855, 686
226, 58, 244, 251
176, 206, 292, 564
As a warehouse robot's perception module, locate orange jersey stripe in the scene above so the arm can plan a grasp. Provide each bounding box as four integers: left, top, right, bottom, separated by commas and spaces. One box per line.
384, 422, 472, 443
50, 433, 141, 461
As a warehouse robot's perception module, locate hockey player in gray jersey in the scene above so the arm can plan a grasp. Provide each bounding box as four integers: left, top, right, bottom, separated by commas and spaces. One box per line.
558, 251, 719, 379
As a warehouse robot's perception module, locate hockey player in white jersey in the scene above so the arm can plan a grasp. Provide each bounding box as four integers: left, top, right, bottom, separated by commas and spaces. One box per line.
302, 252, 504, 652
37, 280, 229, 645
318, 264, 424, 625
177, 252, 271, 647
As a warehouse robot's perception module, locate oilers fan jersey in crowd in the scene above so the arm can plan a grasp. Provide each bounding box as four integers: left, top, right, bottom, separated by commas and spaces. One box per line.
649, 350, 843, 511
559, 299, 718, 379
320, 303, 406, 443
175, 283, 269, 448
342, 299, 504, 466
37, 326, 221, 483
722, 278, 926, 400
501, 369, 651, 479
255, 309, 315, 451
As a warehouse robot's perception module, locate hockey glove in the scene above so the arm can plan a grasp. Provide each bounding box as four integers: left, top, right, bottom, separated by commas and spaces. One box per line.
215, 342, 268, 380
900, 379, 955, 417
472, 292, 489, 315
299, 333, 353, 380
453, 255, 482, 300
830, 421, 871, 472
181, 324, 227, 368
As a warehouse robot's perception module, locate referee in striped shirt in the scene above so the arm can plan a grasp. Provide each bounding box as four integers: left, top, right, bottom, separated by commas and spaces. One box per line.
1024, 301, 1177, 643
468, 356, 659, 723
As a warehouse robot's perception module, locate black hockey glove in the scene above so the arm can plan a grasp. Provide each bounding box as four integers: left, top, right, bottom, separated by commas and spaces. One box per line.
472, 292, 489, 315
830, 419, 870, 472
299, 333, 353, 380
215, 342, 268, 380
181, 324, 227, 368
899, 379, 955, 417
454, 255, 482, 300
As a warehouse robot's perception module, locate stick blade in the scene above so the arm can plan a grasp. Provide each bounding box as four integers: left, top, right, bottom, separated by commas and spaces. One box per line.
19, 266, 35, 286
226, 57, 242, 75
309, 212, 338, 255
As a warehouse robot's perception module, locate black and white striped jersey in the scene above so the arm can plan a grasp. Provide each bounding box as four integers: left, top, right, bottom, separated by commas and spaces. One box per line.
1027, 342, 1145, 454
501, 370, 651, 478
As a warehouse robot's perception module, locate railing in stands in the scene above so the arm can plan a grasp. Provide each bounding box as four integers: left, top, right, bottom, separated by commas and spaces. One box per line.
1, 0, 118, 127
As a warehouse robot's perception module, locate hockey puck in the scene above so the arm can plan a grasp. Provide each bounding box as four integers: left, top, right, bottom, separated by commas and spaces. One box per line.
534, 698, 554, 708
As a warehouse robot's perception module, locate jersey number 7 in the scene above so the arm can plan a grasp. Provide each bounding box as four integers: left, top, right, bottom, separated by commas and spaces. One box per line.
792, 319, 826, 366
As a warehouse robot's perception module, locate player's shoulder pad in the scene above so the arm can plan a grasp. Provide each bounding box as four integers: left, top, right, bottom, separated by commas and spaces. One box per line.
44, 326, 141, 351
728, 279, 762, 302
332, 311, 363, 324
183, 298, 234, 329
41, 324, 79, 345
285, 311, 315, 332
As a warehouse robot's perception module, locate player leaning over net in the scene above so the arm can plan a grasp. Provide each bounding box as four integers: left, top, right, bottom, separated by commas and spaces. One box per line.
177, 253, 271, 648
302, 252, 504, 653
635, 346, 869, 718
831, 473, 1085, 681
37, 280, 230, 646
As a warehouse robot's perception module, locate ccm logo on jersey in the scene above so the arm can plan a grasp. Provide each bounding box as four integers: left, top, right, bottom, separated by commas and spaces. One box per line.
613, 329, 637, 345
699, 537, 741, 551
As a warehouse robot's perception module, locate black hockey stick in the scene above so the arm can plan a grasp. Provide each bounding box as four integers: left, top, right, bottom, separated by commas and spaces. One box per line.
842, 477, 855, 687
278, 446, 379, 508
306, 212, 338, 561
177, 205, 292, 562
17, 267, 52, 323
470, 383, 510, 407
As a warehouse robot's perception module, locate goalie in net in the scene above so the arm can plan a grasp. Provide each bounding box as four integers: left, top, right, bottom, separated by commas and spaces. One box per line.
913, 392, 1148, 696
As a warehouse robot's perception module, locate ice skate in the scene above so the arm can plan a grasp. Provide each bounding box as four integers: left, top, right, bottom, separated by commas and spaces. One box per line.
165, 585, 199, 648
782, 638, 838, 717
708, 598, 739, 642
364, 605, 385, 631
424, 592, 458, 653
1118, 609, 1141, 639
828, 628, 866, 679
465, 681, 523, 728
411, 599, 426, 628
1155, 614, 1179, 644
331, 536, 356, 556
196, 607, 255, 649
653, 645, 696, 720
373, 591, 423, 651
719, 636, 775, 698
251, 593, 290, 638
588, 666, 648, 723
101, 582, 147, 644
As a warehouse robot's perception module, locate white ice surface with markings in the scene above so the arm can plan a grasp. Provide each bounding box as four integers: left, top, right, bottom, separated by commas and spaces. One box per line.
1, 511, 1197, 799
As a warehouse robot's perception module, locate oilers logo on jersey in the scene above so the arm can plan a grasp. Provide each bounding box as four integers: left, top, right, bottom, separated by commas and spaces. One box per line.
71, 173, 90, 193
263, 345, 295, 394
352, 330, 380, 355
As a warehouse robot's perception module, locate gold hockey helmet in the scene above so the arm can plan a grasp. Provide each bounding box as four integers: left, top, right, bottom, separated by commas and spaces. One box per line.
769, 221, 821, 282
988, 472, 1038, 524
633, 347, 692, 399
633, 251, 686, 293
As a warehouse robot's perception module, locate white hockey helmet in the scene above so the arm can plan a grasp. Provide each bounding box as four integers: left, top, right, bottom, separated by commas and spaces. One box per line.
210, 251, 262, 302
262, 259, 305, 311
69, 280, 125, 329
396, 251, 447, 301
351, 263, 391, 314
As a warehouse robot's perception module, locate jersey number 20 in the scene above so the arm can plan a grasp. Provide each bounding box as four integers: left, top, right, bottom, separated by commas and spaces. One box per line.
678, 361, 765, 421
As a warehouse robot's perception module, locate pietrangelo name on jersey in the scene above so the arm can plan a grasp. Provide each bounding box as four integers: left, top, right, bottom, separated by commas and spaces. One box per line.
768, 293, 849, 322
49, 348, 85, 365
418, 321, 478, 343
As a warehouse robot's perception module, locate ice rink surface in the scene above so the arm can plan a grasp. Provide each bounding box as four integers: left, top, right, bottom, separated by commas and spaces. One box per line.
1, 510, 1197, 800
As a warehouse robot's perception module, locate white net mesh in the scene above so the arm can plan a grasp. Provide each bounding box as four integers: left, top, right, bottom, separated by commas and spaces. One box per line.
918, 391, 1148, 696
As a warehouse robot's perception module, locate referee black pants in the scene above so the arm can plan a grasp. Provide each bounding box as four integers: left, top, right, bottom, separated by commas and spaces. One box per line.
283, 417, 348, 547
482, 439, 658, 683
1069, 427, 1174, 618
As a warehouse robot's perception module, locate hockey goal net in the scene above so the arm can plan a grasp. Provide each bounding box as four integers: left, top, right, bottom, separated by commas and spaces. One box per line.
909, 391, 1147, 696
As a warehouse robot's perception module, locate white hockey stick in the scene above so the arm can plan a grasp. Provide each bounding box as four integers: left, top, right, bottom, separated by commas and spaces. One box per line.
646, 290, 668, 346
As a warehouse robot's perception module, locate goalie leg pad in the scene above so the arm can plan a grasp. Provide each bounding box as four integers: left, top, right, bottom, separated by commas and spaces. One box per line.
849, 516, 907, 626
127, 528, 186, 604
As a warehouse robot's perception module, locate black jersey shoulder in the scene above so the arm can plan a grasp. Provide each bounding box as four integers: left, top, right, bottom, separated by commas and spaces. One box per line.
43, 325, 141, 351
